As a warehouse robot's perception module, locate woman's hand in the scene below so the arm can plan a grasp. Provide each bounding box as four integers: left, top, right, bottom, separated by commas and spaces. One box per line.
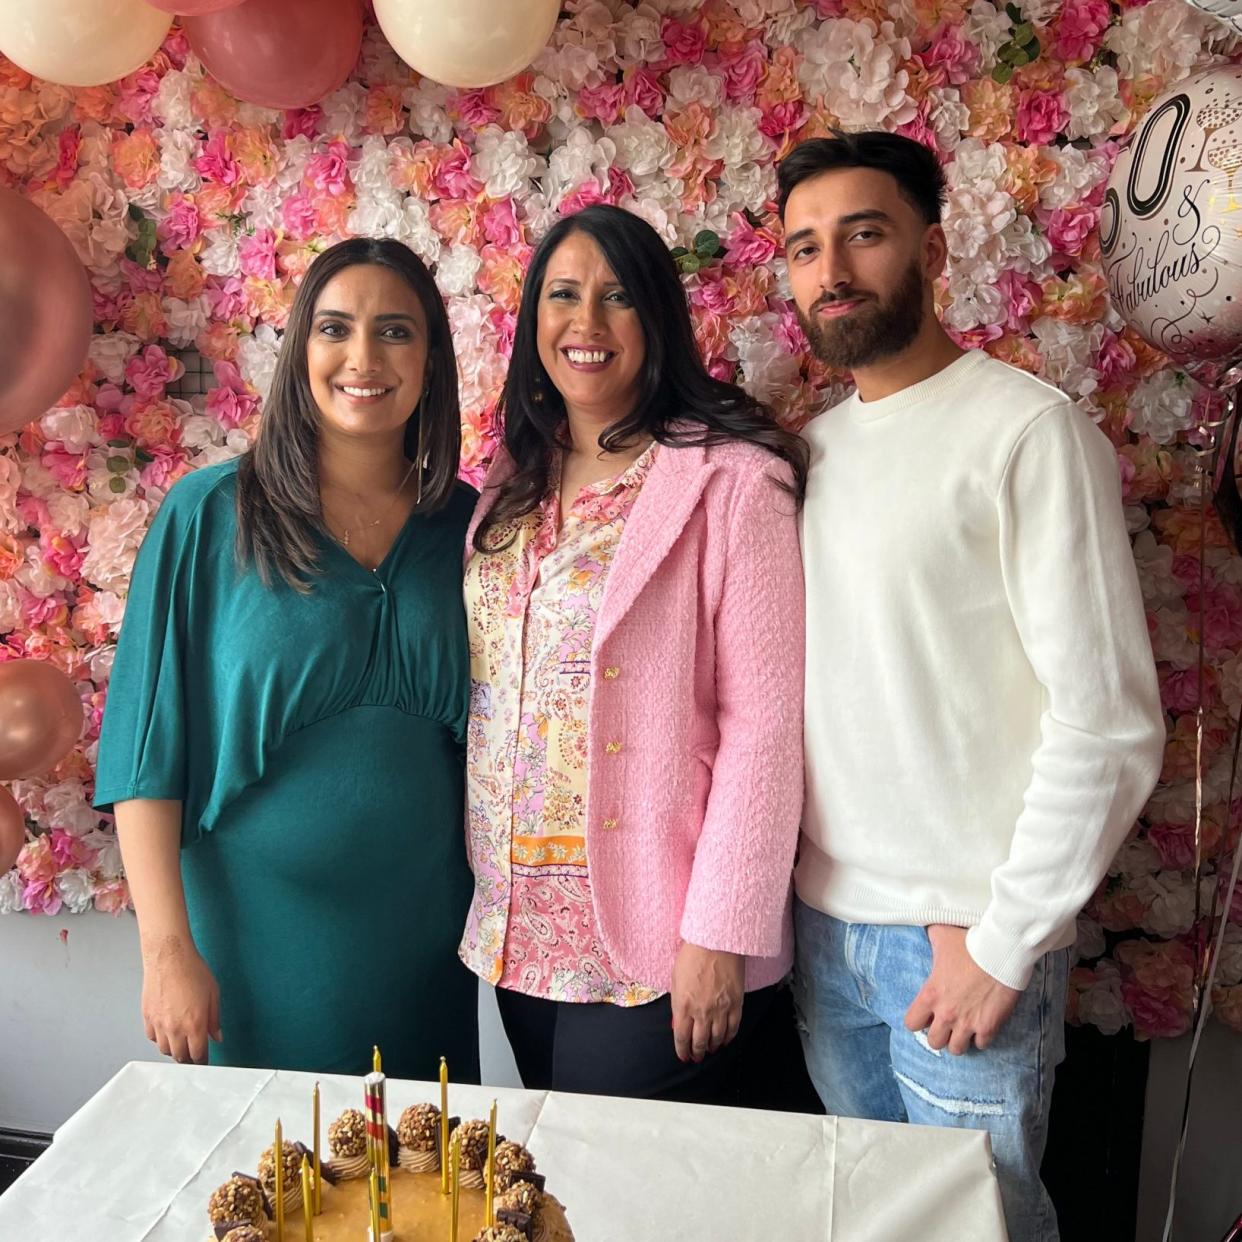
670, 942, 745, 1063
140, 933, 221, 1064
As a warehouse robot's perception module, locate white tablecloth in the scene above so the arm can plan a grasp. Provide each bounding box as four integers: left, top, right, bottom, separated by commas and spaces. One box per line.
0, 1062, 1008, 1240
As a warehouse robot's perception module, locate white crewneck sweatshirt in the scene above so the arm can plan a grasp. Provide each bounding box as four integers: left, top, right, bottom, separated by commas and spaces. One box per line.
798, 350, 1166, 990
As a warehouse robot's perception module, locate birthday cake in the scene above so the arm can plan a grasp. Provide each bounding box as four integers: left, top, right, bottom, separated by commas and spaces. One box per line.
205, 1063, 573, 1242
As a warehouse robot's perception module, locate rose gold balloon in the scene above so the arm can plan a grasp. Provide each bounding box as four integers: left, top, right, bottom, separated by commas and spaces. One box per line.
146, 0, 244, 12
183, 0, 364, 111
0, 189, 92, 436
0, 661, 84, 781
0, 786, 24, 873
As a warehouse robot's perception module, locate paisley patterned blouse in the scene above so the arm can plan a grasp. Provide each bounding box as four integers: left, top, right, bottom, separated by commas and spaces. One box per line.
460, 444, 662, 1006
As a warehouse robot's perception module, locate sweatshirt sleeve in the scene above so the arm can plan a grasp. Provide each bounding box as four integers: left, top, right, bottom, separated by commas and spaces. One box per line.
678, 461, 805, 958
965, 401, 1166, 990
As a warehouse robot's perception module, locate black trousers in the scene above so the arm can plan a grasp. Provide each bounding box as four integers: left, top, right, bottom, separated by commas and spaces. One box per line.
495, 983, 780, 1106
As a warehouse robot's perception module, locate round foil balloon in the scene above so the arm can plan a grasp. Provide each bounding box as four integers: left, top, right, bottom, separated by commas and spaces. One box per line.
0, 661, 84, 781
1101, 65, 1242, 374
0, 787, 24, 875
374, 0, 560, 88
146, 0, 244, 12
0, 0, 171, 87
0, 189, 93, 435
183, 0, 363, 111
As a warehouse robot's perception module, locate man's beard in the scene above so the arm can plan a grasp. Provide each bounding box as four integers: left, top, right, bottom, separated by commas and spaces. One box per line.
797, 261, 927, 371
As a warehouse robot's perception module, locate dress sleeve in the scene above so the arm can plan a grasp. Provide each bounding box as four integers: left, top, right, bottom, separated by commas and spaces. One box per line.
92, 486, 200, 818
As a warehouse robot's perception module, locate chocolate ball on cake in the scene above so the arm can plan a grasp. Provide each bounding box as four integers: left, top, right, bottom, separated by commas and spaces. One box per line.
257, 1140, 302, 1194
207, 1175, 266, 1228
497, 1179, 543, 1220
489, 1139, 536, 1193
453, 1118, 491, 1170
397, 1102, 441, 1152
472, 1227, 527, 1242
328, 1108, 368, 1159
220, 1228, 266, 1242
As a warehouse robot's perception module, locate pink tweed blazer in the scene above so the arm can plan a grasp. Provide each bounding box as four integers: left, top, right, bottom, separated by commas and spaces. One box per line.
464, 437, 805, 993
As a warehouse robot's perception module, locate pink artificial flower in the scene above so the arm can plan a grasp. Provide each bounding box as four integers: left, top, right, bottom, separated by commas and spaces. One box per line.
432, 140, 481, 199
162, 24, 190, 68
718, 40, 768, 102
54, 126, 81, 186
897, 107, 941, 155
661, 16, 707, 65
623, 67, 665, 119
282, 106, 322, 140
117, 67, 162, 125
23, 879, 62, 916
125, 345, 183, 399
558, 180, 609, 215
707, 358, 736, 382
1016, 89, 1069, 145
1038, 204, 1098, 258
16, 834, 54, 885
157, 195, 202, 256
1051, 0, 1112, 64
996, 269, 1043, 333
40, 447, 88, 490
921, 23, 980, 85
1159, 666, 1209, 713
205, 360, 260, 430
48, 828, 93, 869
280, 193, 318, 241
725, 211, 778, 266
490, 306, 517, 359
140, 448, 191, 491
237, 228, 279, 281
1146, 821, 1196, 870
193, 131, 239, 186
773, 303, 809, 356
93, 878, 132, 914
759, 99, 808, 139
1187, 581, 1242, 654
577, 81, 625, 125
1096, 331, 1137, 389
120, 257, 164, 295
454, 88, 501, 130
482, 198, 521, 248
306, 140, 353, 197
1117, 450, 1138, 501
40, 531, 85, 580
22, 592, 66, 626
1122, 976, 1190, 1039
690, 270, 738, 317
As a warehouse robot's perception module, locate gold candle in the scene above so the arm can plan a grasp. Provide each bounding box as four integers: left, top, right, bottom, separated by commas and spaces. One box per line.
373, 1045, 382, 1074
312, 1082, 321, 1215
439, 1057, 449, 1195
301, 1156, 313, 1242
449, 1133, 461, 1242
274, 1119, 285, 1242
485, 1100, 497, 1226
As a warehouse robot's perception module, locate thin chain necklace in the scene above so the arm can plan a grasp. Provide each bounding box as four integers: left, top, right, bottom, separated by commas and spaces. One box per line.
327, 458, 417, 550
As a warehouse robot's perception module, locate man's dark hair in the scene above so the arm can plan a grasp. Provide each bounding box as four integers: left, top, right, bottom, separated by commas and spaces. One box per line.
777, 131, 948, 226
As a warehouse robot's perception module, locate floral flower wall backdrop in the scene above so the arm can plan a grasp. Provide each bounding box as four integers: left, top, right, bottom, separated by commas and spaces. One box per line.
1, 0, 1241, 1038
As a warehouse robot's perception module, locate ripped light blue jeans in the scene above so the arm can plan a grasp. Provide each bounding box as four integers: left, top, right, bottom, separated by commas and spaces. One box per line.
792, 898, 1069, 1242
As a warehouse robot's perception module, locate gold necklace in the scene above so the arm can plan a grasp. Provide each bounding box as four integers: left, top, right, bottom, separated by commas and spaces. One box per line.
327, 459, 417, 549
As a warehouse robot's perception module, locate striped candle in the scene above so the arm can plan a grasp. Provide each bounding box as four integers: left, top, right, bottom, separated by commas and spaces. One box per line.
363, 1071, 393, 1238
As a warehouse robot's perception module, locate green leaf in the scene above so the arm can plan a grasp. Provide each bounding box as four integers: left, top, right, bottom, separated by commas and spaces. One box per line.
106, 455, 130, 474
1021, 37, 1041, 57
1011, 46, 1031, 65
106, 438, 131, 448
670, 246, 689, 258
1005, 2, 1023, 20
108, 476, 127, 494
127, 203, 146, 222
1012, 22, 1034, 43
992, 63, 1015, 84
680, 253, 702, 274
693, 229, 720, 256
998, 42, 1024, 64
135, 447, 154, 464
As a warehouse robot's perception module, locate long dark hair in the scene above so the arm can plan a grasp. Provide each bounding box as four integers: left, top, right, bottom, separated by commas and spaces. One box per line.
474, 204, 808, 552
235, 238, 461, 590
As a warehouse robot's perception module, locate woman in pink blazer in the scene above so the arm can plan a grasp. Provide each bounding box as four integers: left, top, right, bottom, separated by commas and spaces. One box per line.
460, 204, 807, 1102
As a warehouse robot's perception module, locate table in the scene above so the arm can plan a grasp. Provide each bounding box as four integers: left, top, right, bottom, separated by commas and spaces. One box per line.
0, 1062, 1008, 1240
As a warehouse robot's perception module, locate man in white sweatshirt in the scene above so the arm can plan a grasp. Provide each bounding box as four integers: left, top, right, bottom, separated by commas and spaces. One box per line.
781, 131, 1166, 1242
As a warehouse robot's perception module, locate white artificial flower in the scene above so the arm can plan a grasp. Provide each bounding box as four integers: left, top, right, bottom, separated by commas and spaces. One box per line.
404, 81, 453, 144
948, 138, 1007, 191
1135, 871, 1205, 938
929, 88, 969, 152
42, 779, 97, 836
1106, 0, 1225, 86
798, 19, 918, 128
943, 185, 1016, 261
198, 226, 242, 278
1063, 67, 1130, 144
731, 313, 801, 406
152, 68, 195, 131
435, 244, 483, 298
942, 270, 1007, 331
606, 106, 674, 177
156, 127, 202, 194
1131, 530, 1183, 608
164, 296, 212, 349
0, 581, 23, 631
0, 871, 24, 915
319, 82, 368, 144
236, 325, 281, 402
963, 0, 1013, 72
1110, 838, 1163, 880
40, 406, 98, 454
1076, 961, 1128, 1036
1075, 915, 1107, 961
81, 497, 152, 593
1030, 317, 1103, 401
546, 127, 618, 202
1128, 369, 1197, 445
1040, 144, 1110, 211
240, 182, 284, 233
714, 160, 777, 221
471, 127, 545, 199
83, 829, 124, 880
703, 106, 770, 169
0, 455, 20, 533
17, 544, 67, 598
615, 2, 665, 64
55, 869, 96, 914
666, 66, 725, 111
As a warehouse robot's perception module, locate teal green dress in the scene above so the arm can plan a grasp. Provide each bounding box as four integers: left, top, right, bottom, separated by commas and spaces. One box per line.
94, 459, 480, 1081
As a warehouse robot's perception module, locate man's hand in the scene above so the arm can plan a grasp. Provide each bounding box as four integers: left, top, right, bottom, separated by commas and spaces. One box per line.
903, 925, 1021, 1055
670, 942, 745, 1063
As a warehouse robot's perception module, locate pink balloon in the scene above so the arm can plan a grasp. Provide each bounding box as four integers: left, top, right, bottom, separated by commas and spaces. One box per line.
183, 0, 364, 111
145, 0, 245, 11
0, 786, 23, 874
0, 190, 92, 436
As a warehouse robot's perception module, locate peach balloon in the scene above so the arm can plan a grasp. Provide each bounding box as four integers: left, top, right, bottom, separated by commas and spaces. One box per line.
0, 787, 24, 875
145, 0, 244, 11
183, 0, 364, 111
374, 0, 560, 88
0, 0, 171, 88
0, 661, 84, 782
0, 189, 93, 436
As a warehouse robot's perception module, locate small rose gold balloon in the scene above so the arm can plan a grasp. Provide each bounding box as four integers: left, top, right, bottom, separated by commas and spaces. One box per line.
0, 786, 24, 873
0, 661, 84, 780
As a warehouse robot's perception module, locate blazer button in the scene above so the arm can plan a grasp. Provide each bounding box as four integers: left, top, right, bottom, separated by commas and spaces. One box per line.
604, 666, 620, 679
605, 741, 622, 754
602, 818, 618, 831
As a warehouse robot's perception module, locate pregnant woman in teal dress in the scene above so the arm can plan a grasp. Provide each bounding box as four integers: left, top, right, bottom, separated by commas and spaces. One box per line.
94, 238, 479, 1079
